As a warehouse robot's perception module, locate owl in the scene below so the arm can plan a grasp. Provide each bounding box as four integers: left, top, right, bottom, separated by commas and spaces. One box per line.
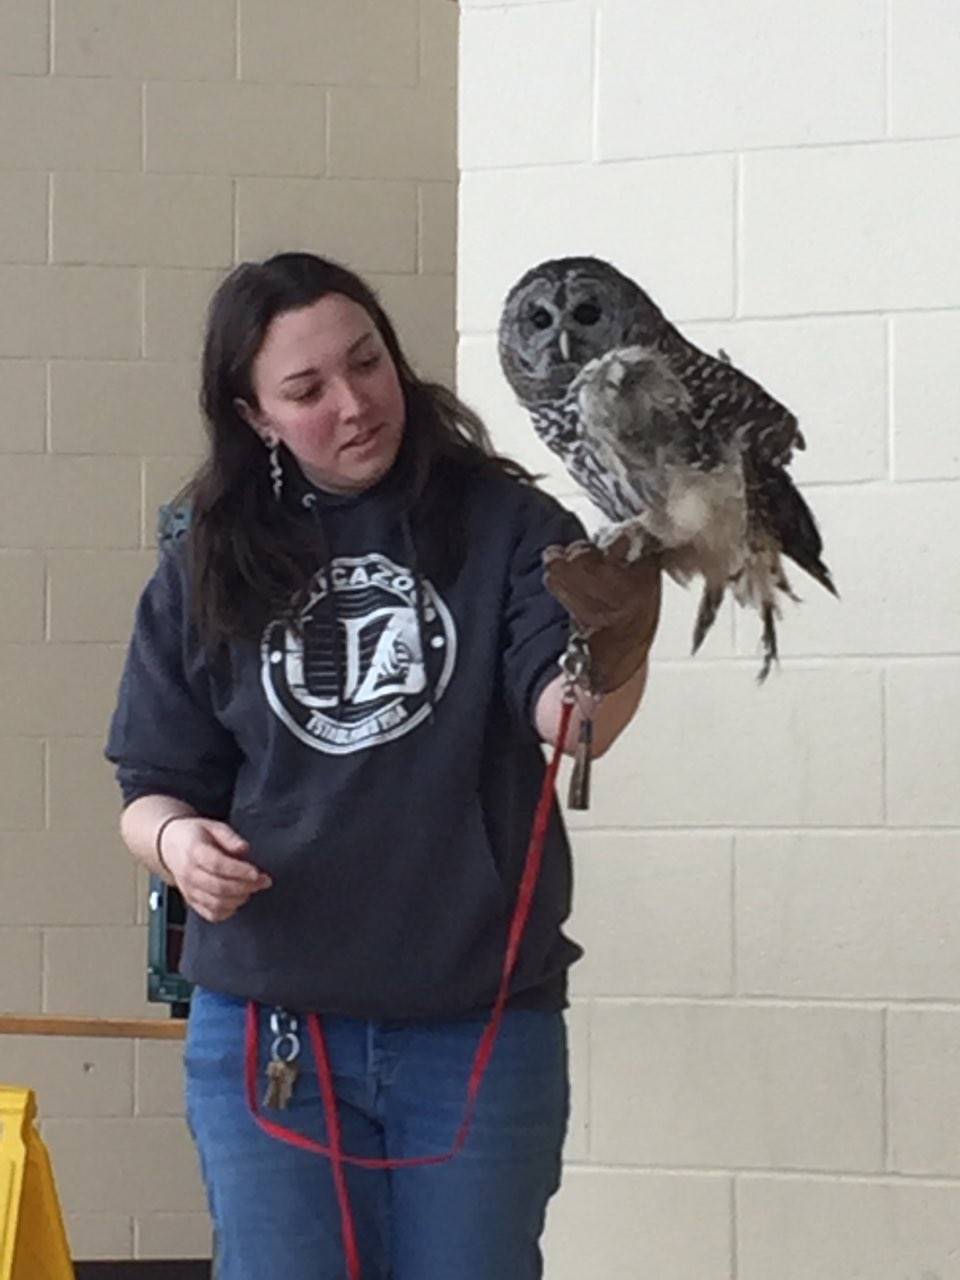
498, 255, 837, 681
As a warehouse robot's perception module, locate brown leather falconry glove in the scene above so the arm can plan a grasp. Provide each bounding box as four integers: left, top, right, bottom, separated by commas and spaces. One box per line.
543, 535, 662, 694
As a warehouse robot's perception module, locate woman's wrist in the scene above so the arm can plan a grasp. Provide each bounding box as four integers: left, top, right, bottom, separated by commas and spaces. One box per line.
155, 813, 195, 878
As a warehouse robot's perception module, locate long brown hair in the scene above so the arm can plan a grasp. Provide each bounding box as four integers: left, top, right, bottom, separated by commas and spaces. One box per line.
182, 252, 532, 650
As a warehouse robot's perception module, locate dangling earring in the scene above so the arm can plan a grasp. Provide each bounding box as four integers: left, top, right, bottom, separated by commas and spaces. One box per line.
268, 438, 283, 502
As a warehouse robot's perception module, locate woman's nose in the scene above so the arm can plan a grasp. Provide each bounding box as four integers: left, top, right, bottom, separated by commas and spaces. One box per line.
335, 375, 365, 420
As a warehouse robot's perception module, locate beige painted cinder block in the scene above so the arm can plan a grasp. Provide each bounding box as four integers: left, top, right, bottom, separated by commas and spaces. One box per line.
135, 1040, 186, 1117
888, 1009, 960, 1176
50, 361, 204, 456
0, 360, 46, 452
0, 0, 48, 73
0, 552, 44, 641
460, 4, 592, 169
737, 1176, 960, 1279
145, 82, 327, 176
890, 0, 960, 138
142, 457, 201, 547
420, 0, 458, 88
0, 831, 138, 927
2, 1037, 134, 1118
684, 315, 888, 485
370, 272, 455, 382
144, 269, 223, 361
54, 0, 235, 79
49, 738, 124, 832
328, 85, 456, 181
737, 833, 960, 1000
892, 311, 960, 480
568, 665, 883, 828
52, 174, 233, 269
236, 178, 418, 273
569, 833, 734, 998
458, 156, 735, 334
590, 1002, 883, 1171
136, 1213, 212, 1260
0, 173, 47, 264
239, 0, 418, 86
48, 551, 157, 643
0, 643, 125, 736
0, 267, 141, 360
43, 1117, 205, 1214
0, 928, 42, 1011
0, 77, 140, 171
543, 1169, 731, 1280
886, 662, 960, 826
740, 140, 960, 315
418, 182, 456, 275
0, 736, 44, 829
65, 1215, 134, 1263
0, 456, 140, 548
44, 925, 161, 1019
597, 0, 884, 160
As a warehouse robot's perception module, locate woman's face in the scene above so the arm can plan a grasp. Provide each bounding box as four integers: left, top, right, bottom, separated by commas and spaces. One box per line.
242, 293, 407, 495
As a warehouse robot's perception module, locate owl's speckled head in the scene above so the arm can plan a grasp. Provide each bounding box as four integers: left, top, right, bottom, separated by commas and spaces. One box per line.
497, 256, 664, 406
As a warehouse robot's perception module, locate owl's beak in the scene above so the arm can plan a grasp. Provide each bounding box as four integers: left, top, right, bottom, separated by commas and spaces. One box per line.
558, 329, 571, 361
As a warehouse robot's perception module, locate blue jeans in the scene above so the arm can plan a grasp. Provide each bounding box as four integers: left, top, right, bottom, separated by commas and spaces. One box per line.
184, 987, 570, 1279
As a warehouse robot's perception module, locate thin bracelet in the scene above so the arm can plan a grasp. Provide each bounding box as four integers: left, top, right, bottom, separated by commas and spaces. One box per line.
155, 813, 194, 874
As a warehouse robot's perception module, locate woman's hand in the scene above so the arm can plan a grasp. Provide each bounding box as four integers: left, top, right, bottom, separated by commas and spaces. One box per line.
160, 818, 272, 923
543, 536, 662, 693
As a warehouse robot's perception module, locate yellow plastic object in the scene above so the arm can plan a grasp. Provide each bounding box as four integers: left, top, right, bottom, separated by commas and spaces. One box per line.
0, 1086, 75, 1280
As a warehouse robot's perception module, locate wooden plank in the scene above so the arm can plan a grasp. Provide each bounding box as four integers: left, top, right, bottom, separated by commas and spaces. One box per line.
0, 1015, 186, 1041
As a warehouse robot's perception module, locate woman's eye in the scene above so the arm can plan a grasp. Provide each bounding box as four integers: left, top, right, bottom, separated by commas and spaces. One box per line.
291, 385, 322, 403
356, 354, 381, 371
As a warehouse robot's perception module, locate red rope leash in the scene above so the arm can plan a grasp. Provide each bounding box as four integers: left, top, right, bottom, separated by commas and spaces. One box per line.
243, 696, 575, 1280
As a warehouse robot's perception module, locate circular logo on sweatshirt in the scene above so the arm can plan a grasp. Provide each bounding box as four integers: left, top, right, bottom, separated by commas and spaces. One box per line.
261, 553, 456, 755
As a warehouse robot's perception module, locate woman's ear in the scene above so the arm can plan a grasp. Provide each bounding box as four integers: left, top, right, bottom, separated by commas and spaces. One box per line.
234, 396, 273, 446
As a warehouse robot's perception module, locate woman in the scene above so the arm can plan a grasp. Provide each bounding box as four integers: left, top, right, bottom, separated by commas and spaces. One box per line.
107, 252, 660, 1279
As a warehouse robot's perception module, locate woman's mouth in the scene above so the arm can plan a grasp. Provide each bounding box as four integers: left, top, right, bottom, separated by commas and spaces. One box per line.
343, 424, 383, 454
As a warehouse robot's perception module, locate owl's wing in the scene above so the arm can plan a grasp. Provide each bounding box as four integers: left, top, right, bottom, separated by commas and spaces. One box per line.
667, 339, 805, 468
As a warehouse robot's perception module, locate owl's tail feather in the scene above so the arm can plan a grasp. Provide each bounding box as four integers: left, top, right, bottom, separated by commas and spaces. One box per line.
691, 583, 725, 655
757, 603, 779, 684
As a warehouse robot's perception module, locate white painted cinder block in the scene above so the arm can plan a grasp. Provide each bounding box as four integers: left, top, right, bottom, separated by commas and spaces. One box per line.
892, 311, 960, 480
886, 662, 960, 827
543, 1169, 731, 1280
888, 1009, 960, 1176
738, 1177, 960, 1279
740, 140, 960, 316
458, 0, 960, 1257
736, 833, 960, 1000
597, 0, 885, 160
458, 155, 736, 333
568, 832, 733, 998
731, 481, 958, 658
684, 316, 888, 485
590, 1002, 883, 1171
566, 665, 884, 829
890, 0, 960, 139
460, 4, 594, 170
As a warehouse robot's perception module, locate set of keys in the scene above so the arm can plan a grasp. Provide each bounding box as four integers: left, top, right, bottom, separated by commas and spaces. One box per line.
263, 1007, 301, 1111
561, 630, 598, 813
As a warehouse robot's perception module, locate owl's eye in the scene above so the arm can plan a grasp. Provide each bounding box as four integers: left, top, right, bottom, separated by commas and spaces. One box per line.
529, 307, 553, 331
573, 302, 601, 326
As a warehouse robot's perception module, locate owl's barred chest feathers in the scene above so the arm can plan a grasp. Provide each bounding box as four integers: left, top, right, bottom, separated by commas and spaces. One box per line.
500, 255, 836, 679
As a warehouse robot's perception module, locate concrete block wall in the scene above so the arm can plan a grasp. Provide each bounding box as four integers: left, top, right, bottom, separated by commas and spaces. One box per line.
0, 0, 457, 1261
457, 1, 960, 1276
